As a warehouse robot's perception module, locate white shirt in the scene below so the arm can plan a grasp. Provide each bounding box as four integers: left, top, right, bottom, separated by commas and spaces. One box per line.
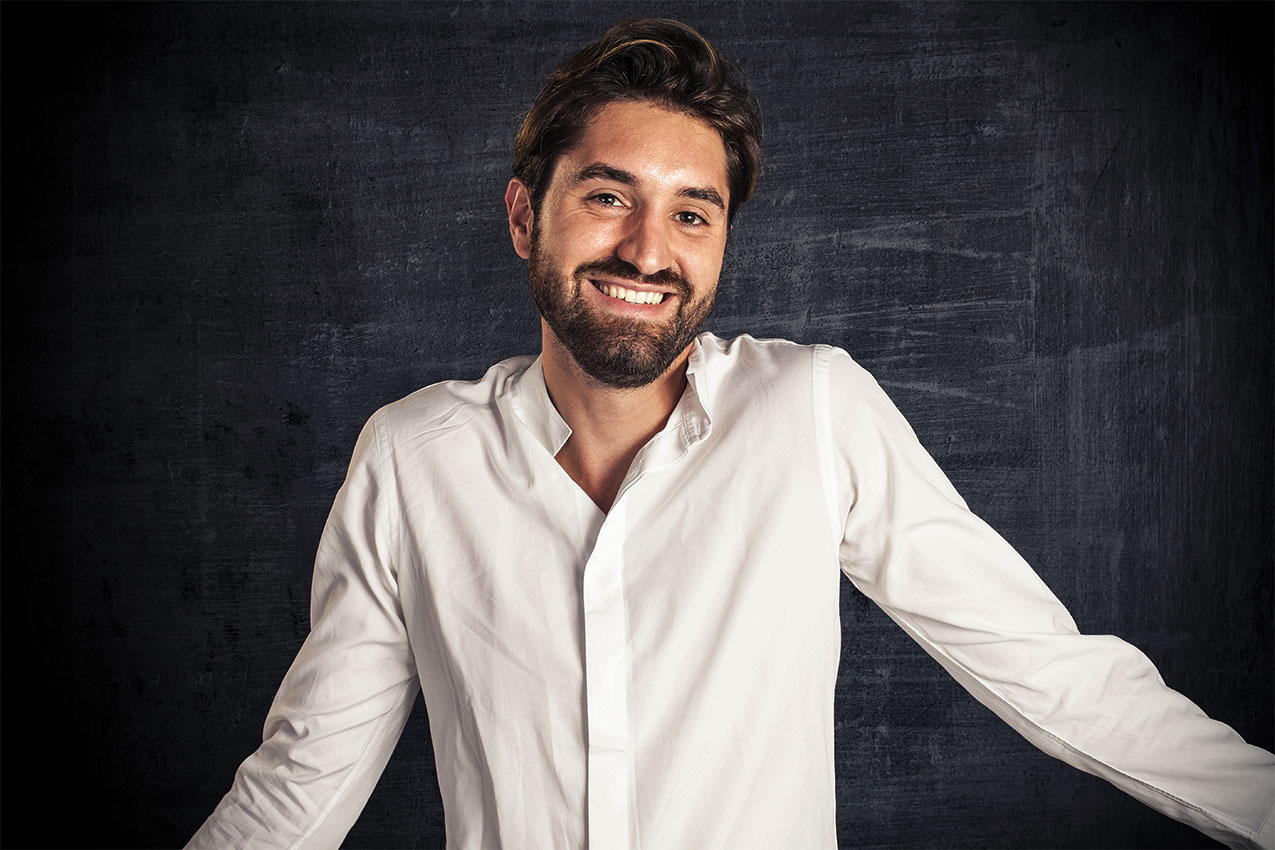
187, 331, 1275, 850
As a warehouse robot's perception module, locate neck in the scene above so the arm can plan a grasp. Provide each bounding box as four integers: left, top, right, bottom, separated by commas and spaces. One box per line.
538, 320, 693, 511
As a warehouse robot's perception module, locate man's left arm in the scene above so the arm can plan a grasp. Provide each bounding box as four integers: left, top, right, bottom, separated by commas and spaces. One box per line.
817, 344, 1275, 849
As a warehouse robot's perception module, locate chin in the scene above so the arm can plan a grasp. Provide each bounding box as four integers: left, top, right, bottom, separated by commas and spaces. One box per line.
566, 338, 676, 388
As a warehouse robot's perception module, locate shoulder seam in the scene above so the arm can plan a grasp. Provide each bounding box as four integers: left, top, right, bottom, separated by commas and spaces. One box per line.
811, 344, 842, 547
368, 410, 404, 578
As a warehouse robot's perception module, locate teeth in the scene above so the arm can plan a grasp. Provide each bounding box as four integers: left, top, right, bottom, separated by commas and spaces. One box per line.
598, 282, 663, 305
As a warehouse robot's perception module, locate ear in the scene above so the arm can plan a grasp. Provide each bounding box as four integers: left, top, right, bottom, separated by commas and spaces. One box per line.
505, 178, 534, 260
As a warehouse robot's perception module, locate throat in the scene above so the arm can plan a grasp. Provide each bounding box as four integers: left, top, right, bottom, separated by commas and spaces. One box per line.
554, 442, 633, 515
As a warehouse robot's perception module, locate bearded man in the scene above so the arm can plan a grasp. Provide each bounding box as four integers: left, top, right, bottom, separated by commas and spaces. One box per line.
187, 17, 1275, 850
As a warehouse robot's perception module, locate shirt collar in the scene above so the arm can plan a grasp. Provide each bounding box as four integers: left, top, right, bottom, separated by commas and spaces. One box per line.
509, 355, 574, 457
509, 332, 716, 459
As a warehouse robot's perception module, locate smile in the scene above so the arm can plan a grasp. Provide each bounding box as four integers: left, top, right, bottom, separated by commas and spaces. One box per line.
590, 279, 673, 306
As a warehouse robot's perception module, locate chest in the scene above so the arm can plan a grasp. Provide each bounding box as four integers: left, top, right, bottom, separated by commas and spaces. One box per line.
394, 414, 841, 690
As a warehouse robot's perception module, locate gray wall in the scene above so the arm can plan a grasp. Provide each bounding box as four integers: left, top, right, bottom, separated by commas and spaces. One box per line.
1, 2, 1269, 848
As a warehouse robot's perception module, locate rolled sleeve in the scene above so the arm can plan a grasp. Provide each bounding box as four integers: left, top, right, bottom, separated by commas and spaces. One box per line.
822, 344, 1275, 849
186, 411, 421, 850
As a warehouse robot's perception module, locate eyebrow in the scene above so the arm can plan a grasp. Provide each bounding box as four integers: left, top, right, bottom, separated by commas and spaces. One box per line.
571, 162, 726, 213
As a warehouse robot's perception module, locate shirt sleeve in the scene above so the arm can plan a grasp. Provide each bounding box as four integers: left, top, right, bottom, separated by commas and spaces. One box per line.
820, 344, 1275, 850
186, 410, 421, 850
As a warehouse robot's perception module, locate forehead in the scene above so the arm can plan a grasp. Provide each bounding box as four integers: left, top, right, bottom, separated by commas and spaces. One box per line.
556, 99, 729, 198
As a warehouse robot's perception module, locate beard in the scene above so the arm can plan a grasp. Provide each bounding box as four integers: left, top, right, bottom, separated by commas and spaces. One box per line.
527, 231, 717, 389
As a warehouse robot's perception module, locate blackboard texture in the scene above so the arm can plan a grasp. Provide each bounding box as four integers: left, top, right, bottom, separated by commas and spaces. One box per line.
1, 2, 1270, 849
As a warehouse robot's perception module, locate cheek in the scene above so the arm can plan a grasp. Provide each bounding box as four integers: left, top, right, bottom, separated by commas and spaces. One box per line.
690, 247, 725, 290
574, 219, 627, 253
548, 214, 617, 262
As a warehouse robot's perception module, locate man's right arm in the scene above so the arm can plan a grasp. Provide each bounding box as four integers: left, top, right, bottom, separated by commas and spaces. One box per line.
186, 410, 421, 850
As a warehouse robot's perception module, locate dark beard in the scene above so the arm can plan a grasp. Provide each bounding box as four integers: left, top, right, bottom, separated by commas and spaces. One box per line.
527, 235, 716, 389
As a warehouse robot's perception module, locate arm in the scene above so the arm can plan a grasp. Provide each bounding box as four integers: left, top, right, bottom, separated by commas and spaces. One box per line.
820, 344, 1274, 849
186, 411, 421, 850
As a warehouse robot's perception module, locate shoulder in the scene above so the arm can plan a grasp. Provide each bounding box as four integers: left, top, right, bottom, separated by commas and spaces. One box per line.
365, 353, 536, 448
698, 331, 820, 382
694, 332, 832, 429
698, 331, 881, 397
700, 332, 897, 423
818, 342, 886, 397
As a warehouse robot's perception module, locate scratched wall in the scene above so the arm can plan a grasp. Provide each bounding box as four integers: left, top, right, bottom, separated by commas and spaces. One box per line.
1, 3, 1269, 848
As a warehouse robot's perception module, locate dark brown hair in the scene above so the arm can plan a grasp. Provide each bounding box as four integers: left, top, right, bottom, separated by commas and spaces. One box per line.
512, 18, 762, 227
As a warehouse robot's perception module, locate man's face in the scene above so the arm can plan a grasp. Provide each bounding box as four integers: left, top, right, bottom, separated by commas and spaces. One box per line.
516, 99, 731, 388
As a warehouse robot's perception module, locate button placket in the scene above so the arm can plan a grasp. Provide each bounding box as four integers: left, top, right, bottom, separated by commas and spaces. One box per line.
582, 498, 631, 850
579, 419, 708, 850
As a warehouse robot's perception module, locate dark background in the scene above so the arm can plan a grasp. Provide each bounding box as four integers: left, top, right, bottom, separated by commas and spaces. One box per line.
2, 2, 1271, 848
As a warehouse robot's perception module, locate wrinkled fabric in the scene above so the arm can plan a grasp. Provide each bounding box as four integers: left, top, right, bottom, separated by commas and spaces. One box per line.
187, 332, 1275, 850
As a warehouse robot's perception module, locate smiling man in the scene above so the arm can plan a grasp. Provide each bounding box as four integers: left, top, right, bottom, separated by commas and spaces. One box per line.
187, 18, 1275, 850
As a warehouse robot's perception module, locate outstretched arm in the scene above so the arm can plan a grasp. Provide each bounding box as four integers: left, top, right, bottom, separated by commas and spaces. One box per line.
186, 411, 420, 850
820, 344, 1274, 849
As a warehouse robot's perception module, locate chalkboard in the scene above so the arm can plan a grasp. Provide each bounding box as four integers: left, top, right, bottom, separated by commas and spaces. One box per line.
1, 3, 1269, 848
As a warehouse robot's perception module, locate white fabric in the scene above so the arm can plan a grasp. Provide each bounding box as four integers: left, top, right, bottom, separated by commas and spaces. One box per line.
187, 331, 1275, 850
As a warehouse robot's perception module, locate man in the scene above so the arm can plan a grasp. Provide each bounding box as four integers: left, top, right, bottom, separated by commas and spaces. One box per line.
187, 18, 1274, 850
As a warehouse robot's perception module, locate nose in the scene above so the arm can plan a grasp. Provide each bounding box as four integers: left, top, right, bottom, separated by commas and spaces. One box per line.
615, 207, 673, 278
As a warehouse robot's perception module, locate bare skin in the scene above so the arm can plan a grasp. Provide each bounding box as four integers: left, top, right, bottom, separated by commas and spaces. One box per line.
504, 100, 731, 512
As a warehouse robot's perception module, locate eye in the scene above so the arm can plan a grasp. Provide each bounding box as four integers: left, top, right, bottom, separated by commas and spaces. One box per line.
677, 210, 708, 227
589, 192, 624, 208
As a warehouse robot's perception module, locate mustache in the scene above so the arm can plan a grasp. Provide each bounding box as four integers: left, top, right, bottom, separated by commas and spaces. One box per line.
575, 257, 691, 297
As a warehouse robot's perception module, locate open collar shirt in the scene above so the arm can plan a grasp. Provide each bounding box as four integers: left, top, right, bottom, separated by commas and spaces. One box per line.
188, 332, 1275, 850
